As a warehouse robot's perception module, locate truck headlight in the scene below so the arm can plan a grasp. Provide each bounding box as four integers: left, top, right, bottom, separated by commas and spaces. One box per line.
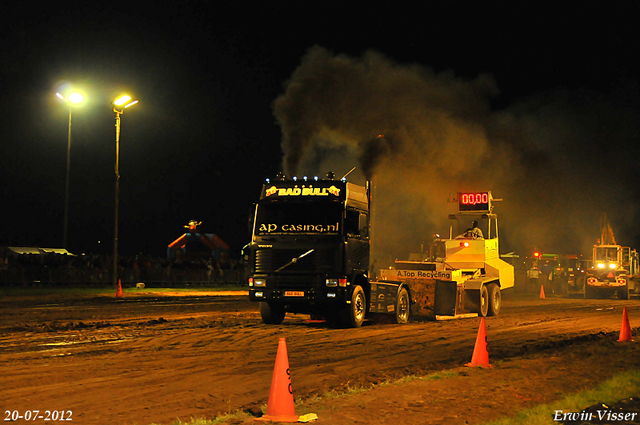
326, 278, 338, 287
597, 263, 605, 269
254, 278, 266, 287
609, 263, 616, 269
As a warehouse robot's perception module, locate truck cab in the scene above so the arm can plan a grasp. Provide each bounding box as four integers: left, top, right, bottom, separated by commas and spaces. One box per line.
247, 176, 371, 326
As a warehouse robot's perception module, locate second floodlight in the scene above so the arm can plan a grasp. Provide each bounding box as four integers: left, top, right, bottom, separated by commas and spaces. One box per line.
113, 95, 138, 108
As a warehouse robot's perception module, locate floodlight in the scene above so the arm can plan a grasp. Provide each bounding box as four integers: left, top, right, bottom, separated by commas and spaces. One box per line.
113, 95, 132, 106
68, 92, 84, 104
55, 87, 87, 249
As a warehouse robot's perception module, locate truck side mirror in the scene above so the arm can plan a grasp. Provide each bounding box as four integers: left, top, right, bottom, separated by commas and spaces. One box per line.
359, 213, 369, 238
248, 204, 256, 237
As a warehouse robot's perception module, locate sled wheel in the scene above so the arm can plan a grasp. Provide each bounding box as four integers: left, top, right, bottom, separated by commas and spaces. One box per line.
487, 283, 501, 316
394, 287, 411, 324
478, 285, 490, 317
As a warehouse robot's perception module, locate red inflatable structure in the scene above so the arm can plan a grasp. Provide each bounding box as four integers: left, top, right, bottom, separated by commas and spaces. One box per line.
167, 220, 230, 260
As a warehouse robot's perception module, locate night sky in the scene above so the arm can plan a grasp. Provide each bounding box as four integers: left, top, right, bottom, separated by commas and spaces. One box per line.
2, 1, 640, 260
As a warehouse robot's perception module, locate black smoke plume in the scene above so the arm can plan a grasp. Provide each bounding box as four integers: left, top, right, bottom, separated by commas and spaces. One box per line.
272, 46, 640, 266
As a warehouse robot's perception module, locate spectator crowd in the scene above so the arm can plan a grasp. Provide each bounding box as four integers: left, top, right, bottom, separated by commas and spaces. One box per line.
0, 249, 246, 286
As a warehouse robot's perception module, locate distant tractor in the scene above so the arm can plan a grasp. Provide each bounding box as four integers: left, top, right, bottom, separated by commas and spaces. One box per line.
584, 215, 639, 299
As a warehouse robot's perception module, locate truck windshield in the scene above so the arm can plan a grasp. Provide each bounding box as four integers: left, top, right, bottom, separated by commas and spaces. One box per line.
255, 202, 341, 237
595, 247, 618, 262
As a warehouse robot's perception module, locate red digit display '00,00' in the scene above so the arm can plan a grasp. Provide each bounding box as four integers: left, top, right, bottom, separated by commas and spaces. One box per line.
461, 193, 488, 205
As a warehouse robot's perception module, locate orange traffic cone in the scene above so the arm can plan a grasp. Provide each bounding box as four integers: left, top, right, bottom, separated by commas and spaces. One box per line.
540, 284, 546, 299
618, 307, 633, 342
116, 279, 123, 298
465, 317, 491, 368
255, 338, 299, 422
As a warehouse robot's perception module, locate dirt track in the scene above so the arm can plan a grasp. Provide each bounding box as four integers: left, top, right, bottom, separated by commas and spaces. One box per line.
1, 290, 639, 425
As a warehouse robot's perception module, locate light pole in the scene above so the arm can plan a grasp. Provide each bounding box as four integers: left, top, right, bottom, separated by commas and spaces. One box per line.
56, 91, 85, 249
112, 95, 139, 289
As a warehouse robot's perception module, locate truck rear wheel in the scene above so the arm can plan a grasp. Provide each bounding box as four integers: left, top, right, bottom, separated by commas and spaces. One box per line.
487, 283, 501, 316
260, 302, 286, 325
394, 287, 411, 324
478, 285, 489, 317
340, 285, 366, 328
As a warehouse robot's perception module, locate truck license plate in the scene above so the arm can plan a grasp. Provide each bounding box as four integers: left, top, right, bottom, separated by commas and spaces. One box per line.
284, 291, 305, 297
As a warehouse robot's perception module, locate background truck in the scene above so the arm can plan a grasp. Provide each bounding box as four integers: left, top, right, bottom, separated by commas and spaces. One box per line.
530, 252, 580, 295
558, 254, 587, 295
247, 175, 514, 327
584, 215, 639, 299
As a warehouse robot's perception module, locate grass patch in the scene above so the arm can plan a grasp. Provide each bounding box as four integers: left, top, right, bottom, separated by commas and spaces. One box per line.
141, 369, 640, 425
0, 286, 118, 297
122, 286, 247, 293
481, 369, 640, 425
143, 370, 463, 424
383, 370, 459, 386
300, 370, 461, 411
0, 286, 247, 297
148, 411, 254, 425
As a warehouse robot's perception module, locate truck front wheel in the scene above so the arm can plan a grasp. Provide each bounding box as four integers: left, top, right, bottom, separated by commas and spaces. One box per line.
584, 283, 596, 299
618, 285, 630, 300
341, 285, 366, 328
260, 302, 286, 325
487, 283, 501, 316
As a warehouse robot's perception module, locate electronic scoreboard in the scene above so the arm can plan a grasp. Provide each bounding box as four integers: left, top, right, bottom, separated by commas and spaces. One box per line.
458, 192, 492, 213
